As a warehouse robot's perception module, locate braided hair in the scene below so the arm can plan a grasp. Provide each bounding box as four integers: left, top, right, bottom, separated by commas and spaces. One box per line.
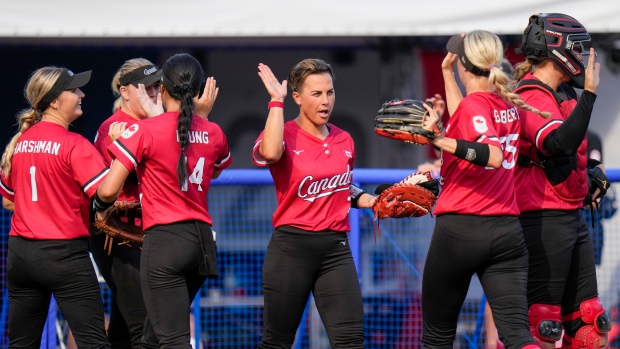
160, 53, 205, 190
464, 30, 550, 118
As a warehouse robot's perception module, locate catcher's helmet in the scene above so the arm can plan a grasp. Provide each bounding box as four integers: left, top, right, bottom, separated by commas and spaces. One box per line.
517, 13, 593, 89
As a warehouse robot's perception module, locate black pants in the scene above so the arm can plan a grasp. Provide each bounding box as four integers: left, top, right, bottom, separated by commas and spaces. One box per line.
519, 209, 599, 336
422, 214, 535, 349
258, 227, 364, 349
90, 231, 146, 349
140, 221, 216, 349
7, 236, 109, 349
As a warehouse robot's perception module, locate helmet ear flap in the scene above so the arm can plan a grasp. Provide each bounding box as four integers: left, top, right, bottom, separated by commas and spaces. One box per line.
521, 17, 548, 58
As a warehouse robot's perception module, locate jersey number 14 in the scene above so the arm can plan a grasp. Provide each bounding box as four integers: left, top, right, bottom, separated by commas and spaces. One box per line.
182, 157, 205, 192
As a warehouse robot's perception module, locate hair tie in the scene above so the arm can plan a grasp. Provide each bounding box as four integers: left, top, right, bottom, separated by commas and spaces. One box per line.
179, 84, 193, 94
488, 64, 497, 71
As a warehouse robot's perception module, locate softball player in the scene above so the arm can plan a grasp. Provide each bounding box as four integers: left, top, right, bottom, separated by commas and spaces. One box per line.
421, 31, 546, 349
252, 59, 375, 349
0, 67, 110, 348
512, 13, 609, 349
90, 58, 162, 349
94, 53, 231, 349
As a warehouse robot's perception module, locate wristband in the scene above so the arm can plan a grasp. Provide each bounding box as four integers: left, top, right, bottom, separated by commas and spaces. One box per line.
454, 139, 490, 167
93, 191, 114, 212
349, 184, 366, 209
268, 101, 284, 109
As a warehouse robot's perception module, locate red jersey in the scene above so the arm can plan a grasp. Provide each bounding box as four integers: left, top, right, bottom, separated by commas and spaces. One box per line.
109, 112, 231, 230
252, 121, 355, 232
515, 73, 587, 211
434, 92, 521, 216
0, 122, 108, 240
94, 108, 141, 201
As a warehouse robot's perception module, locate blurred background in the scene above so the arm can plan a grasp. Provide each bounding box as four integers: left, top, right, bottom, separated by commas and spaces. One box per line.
3, 1, 620, 348
2, 0, 620, 169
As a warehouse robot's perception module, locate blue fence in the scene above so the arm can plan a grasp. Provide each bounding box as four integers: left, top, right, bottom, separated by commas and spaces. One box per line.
2, 168, 620, 348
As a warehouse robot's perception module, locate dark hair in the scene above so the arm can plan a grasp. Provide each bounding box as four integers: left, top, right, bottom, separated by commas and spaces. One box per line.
287, 58, 334, 92
161, 53, 205, 190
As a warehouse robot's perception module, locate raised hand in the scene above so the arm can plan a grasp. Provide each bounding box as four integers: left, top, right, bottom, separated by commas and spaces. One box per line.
584, 48, 601, 93
137, 84, 164, 117
195, 77, 219, 120
442, 52, 459, 72
258, 63, 287, 102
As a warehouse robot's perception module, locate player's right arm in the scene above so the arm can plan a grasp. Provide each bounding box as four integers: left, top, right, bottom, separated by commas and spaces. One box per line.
442, 52, 464, 117
257, 63, 287, 163
2, 197, 14, 211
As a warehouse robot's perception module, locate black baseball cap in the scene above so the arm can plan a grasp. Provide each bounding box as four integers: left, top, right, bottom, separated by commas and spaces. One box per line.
37, 68, 91, 111
446, 34, 490, 77
119, 65, 162, 87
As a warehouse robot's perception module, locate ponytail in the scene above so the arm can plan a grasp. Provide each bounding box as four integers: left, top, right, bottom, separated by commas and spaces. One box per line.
489, 66, 551, 119
176, 85, 196, 190
1, 108, 41, 176
511, 60, 534, 89
160, 53, 204, 190
2, 67, 61, 177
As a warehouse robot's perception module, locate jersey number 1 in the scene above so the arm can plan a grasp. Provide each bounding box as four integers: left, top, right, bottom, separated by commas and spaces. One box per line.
30, 166, 38, 202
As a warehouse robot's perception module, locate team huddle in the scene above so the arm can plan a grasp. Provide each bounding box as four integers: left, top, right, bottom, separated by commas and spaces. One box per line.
0, 11, 612, 349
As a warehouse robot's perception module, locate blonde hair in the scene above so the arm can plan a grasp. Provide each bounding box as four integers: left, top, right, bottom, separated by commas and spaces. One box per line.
1, 67, 62, 177
511, 57, 550, 87
111, 58, 155, 112
464, 30, 551, 118
287, 58, 334, 92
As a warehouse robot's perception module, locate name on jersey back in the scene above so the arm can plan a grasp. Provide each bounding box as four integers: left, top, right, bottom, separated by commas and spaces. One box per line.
493, 107, 520, 124
176, 130, 209, 144
13, 140, 61, 156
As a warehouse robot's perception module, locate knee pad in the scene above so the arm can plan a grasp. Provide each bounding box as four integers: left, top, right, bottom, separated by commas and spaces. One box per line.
561, 297, 611, 349
529, 304, 563, 344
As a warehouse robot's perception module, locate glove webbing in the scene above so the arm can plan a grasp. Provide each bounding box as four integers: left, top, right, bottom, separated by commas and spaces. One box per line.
103, 234, 136, 255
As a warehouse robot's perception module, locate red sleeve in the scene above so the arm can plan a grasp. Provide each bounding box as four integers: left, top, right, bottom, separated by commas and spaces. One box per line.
69, 137, 109, 198
0, 171, 14, 201
108, 123, 150, 173
251, 130, 285, 167
519, 90, 564, 153
215, 132, 232, 170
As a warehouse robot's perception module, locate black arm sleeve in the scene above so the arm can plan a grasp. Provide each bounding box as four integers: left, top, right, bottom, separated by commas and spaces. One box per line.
543, 90, 597, 156
588, 158, 602, 168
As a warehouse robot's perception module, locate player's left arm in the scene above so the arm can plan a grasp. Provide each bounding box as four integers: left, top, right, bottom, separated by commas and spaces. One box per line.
213, 130, 232, 175
97, 159, 131, 202
356, 192, 376, 209
98, 126, 149, 205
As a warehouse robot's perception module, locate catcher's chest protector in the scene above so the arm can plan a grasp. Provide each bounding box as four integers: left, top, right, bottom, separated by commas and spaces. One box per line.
515, 82, 588, 203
